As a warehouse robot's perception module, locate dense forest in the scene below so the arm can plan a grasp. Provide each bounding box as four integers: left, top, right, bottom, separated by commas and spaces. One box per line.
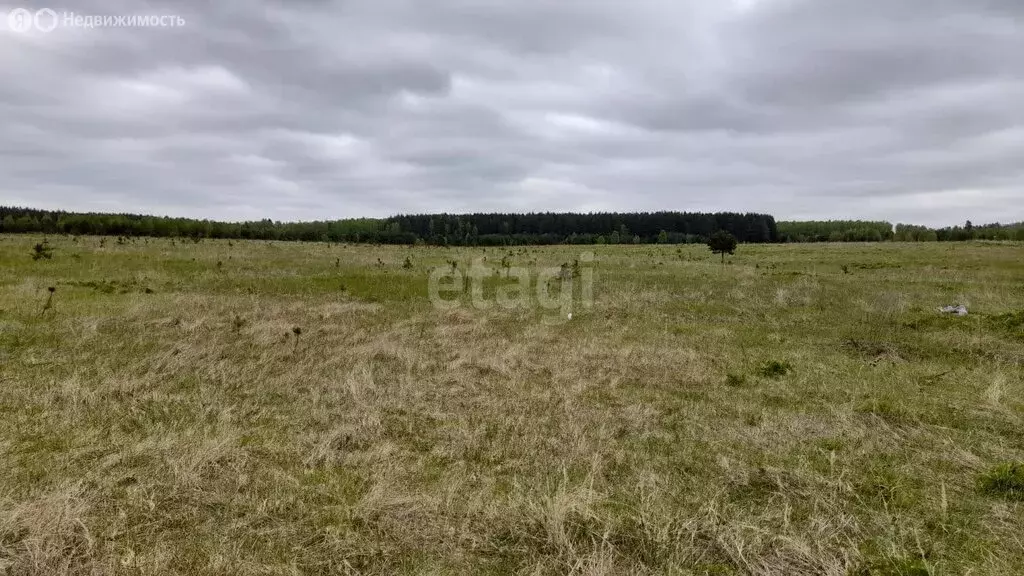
2, 206, 1022, 244
777, 221, 895, 242
0, 207, 777, 245
388, 212, 777, 245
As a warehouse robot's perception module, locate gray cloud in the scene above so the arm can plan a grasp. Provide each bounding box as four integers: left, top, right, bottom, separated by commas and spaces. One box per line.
1, 0, 1022, 225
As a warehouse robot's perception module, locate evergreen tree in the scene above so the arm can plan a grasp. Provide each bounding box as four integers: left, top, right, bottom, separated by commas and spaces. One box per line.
708, 230, 738, 263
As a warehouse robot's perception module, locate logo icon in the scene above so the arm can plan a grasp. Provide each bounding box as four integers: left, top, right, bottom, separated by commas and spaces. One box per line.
34, 8, 58, 32
6, 7, 33, 32
6, 8, 59, 33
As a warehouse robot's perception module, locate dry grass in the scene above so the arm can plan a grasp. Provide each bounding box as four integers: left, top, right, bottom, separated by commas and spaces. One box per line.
1, 235, 1023, 575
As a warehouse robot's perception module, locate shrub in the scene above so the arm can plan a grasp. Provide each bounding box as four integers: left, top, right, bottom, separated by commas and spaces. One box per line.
757, 360, 792, 378
31, 241, 54, 261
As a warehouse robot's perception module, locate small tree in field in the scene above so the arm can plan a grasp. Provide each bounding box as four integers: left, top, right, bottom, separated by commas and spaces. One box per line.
708, 230, 738, 263
32, 241, 54, 261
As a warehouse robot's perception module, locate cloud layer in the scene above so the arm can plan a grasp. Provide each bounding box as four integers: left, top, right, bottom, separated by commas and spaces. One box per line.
2, 0, 1023, 225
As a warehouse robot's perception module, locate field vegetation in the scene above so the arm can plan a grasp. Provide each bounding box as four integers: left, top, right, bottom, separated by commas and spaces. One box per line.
1, 235, 1022, 575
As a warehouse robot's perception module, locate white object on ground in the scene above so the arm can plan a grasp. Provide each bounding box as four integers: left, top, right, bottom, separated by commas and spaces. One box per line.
938, 305, 968, 316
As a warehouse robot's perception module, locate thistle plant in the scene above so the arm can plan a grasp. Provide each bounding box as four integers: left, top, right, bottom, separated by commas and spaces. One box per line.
40, 286, 56, 316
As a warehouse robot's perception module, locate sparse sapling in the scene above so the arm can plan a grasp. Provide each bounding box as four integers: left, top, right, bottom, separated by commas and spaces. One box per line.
31, 241, 54, 261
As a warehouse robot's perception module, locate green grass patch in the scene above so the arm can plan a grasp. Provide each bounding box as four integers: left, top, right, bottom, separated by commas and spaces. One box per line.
979, 463, 1024, 500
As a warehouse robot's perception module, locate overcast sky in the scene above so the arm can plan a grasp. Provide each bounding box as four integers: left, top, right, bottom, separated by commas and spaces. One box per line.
1, 0, 1022, 226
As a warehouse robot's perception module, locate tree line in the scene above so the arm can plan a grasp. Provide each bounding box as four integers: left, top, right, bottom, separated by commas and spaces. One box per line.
778, 220, 1024, 243
777, 221, 895, 242
387, 212, 778, 245
0, 207, 778, 245
892, 221, 1024, 242
2, 206, 1020, 244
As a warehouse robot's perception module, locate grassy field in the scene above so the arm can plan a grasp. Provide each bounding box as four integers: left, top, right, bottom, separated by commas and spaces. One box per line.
1, 234, 1022, 575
